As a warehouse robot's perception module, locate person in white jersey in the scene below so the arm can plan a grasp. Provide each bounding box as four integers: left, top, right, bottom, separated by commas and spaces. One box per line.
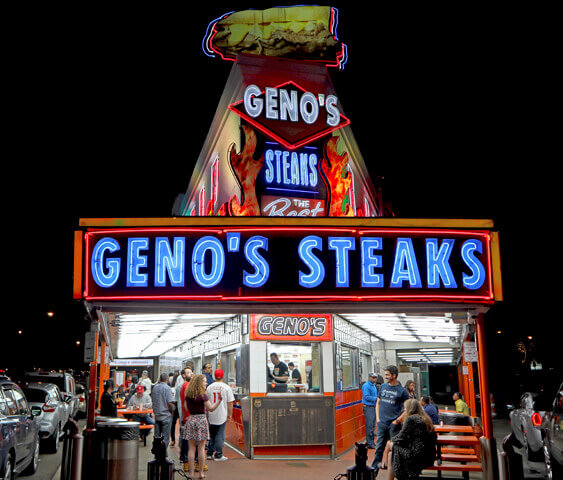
206, 369, 234, 461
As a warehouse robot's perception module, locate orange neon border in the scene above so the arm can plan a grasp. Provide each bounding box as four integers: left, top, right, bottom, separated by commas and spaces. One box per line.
82, 226, 494, 303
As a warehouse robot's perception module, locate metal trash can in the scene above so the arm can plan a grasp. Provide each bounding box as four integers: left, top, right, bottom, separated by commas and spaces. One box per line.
97, 421, 140, 480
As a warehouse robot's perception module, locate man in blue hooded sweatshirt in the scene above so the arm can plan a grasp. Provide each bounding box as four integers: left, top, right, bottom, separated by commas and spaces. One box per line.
361, 372, 378, 448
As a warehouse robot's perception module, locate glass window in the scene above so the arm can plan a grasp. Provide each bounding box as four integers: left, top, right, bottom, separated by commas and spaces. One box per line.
220, 349, 238, 393
0, 389, 9, 416
23, 388, 48, 403
3, 389, 18, 415
266, 343, 321, 393
12, 387, 29, 414
360, 353, 372, 384
338, 344, 359, 390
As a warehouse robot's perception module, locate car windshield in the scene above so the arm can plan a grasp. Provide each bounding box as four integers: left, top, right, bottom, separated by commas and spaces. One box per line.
23, 388, 48, 403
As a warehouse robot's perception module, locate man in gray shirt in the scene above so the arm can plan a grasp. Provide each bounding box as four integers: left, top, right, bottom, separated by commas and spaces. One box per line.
152, 372, 175, 449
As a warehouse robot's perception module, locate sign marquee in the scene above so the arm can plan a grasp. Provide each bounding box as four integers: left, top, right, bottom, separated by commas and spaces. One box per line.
250, 314, 333, 341
82, 226, 495, 303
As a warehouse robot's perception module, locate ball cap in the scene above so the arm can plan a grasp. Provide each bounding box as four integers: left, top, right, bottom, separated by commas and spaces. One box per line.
214, 369, 224, 379
136, 385, 144, 393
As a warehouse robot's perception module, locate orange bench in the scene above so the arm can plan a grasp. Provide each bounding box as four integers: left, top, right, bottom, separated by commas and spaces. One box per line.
139, 424, 154, 446
431, 435, 482, 479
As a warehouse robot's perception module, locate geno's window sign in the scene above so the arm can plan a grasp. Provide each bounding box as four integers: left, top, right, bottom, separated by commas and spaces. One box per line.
250, 314, 332, 341
83, 227, 494, 302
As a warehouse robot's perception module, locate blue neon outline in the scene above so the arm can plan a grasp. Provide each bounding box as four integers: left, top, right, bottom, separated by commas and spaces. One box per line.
202, 11, 235, 57
328, 237, 355, 287
265, 187, 320, 195
127, 238, 149, 287
426, 239, 457, 289
390, 238, 422, 288
226, 232, 241, 252
361, 237, 383, 288
243, 236, 270, 288
192, 236, 225, 288
91, 237, 121, 288
154, 237, 185, 287
298, 235, 325, 288
461, 239, 486, 290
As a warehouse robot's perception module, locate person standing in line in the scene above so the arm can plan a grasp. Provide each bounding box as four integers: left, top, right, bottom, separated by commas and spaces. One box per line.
420, 396, 439, 425
202, 363, 214, 386
371, 365, 410, 474
453, 392, 470, 415
152, 373, 175, 450
139, 370, 153, 395
361, 373, 378, 449
183, 374, 222, 479
169, 372, 179, 446
206, 369, 235, 461
405, 380, 417, 399
178, 368, 193, 467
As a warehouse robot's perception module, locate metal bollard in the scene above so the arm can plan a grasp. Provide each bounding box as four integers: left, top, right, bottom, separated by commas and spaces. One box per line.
498, 451, 509, 480
60, 420, 82, 480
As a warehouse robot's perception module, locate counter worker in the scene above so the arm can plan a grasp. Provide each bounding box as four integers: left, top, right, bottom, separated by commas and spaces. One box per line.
268, 352, 289, 392
420, 396, 439, 425
206, 369, 235, 461
288, 362, 302, 384
371, 365, 410, 473
152, 373, 175, 449
139, 370, 152, 395
453, 392, 470, 415
362, 373, 378, 449
128, 385, 155, 425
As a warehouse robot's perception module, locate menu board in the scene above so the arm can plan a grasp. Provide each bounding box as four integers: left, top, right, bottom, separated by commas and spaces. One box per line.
251, 396, 334, 446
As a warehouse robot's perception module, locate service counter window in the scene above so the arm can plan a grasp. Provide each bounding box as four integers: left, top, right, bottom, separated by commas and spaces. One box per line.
266, 343, 321, 393
337, 344, 359, 391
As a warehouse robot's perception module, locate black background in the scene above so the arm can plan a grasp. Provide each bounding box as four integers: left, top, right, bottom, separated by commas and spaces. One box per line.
3, 3, 557, 410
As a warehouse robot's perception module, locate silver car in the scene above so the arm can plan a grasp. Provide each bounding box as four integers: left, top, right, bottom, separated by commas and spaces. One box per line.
22, 383, 69, 453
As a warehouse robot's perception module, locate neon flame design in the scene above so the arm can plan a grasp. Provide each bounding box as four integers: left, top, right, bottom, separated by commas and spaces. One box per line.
321, 136, 354, 217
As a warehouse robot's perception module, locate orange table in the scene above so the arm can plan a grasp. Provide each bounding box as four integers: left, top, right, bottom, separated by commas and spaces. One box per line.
437, 435, 479, 447
117, 408, 153, 418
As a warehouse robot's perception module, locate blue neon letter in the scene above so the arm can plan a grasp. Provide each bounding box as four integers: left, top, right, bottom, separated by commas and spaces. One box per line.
226, 232, 241, 252
91, 237, 121, 288
361, 237, 383, 287
298, 235, 325, 288
243, 236, 270, 288
328, 237, 355, 287
390, 238, 422, 288
426, 238, 457, 288
192, 236, 225, 288
154, 237, 185, 287
127, 238, 149, 287
461, 239, 486, 290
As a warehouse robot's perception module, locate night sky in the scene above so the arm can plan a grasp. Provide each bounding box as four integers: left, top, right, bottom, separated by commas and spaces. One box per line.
4, 4, 556, 408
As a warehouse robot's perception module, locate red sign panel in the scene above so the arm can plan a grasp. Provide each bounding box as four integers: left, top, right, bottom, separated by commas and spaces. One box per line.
250, 314, 333, 341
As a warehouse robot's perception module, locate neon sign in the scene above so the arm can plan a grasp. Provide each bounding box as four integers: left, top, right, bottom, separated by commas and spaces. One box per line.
83, 227, 494, 303
250, 314, 333, 341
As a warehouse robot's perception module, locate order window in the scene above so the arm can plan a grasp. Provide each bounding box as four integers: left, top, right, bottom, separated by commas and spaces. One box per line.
337, 344, 359, 390
220, 349, 238, 393
266, 343, 321, 393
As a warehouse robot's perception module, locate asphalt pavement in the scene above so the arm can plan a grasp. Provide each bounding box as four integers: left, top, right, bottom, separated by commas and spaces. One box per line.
26, 419, 86, 480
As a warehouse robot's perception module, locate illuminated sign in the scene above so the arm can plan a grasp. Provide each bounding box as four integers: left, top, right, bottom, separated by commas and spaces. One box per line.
82, 227, 494, 303
250, 314, 333, 341
228, 81, 350, 150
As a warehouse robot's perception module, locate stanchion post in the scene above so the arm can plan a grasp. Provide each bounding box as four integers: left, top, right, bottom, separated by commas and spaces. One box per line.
70, 434, 83, 480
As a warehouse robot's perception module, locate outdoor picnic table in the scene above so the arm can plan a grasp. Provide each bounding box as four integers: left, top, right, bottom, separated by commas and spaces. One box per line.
435, 425, 474, 434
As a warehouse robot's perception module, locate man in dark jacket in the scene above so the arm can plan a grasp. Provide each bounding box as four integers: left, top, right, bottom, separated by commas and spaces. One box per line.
100, 379, 117, 417
421, 396, 439, 424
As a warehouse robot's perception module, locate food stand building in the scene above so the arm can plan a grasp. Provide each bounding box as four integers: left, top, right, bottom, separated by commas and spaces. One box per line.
73, 5, 502, 476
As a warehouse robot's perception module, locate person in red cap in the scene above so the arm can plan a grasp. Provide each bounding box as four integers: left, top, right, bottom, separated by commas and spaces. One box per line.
127, 383, 155, 425
205, 368, 235, 461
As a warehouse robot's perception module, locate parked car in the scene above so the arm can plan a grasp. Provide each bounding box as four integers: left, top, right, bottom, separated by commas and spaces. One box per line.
75, 382, 87, 418
24, 371, 79, 419
0, 375, 41, 479
21, 382, 69, 453
503, 380, 563, 479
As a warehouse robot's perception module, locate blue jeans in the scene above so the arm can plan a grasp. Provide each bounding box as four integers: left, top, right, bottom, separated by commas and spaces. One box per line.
207, 422, 226, 458
363, 405, 376, 447
132, 414, 155, 425
155, 415, 173, 449
371, 421, 391, 469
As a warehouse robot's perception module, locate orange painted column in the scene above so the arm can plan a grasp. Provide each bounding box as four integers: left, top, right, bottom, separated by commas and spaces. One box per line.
475, 313, 493, 439
86, 329, 99, 430
97, 339, 109, 410
467, 362, 477, 417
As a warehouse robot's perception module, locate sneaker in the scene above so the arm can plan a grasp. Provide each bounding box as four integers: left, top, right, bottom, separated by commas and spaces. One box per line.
214, 456, 228, 461
194, 464, 209, 472
207, 454, 214, 460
